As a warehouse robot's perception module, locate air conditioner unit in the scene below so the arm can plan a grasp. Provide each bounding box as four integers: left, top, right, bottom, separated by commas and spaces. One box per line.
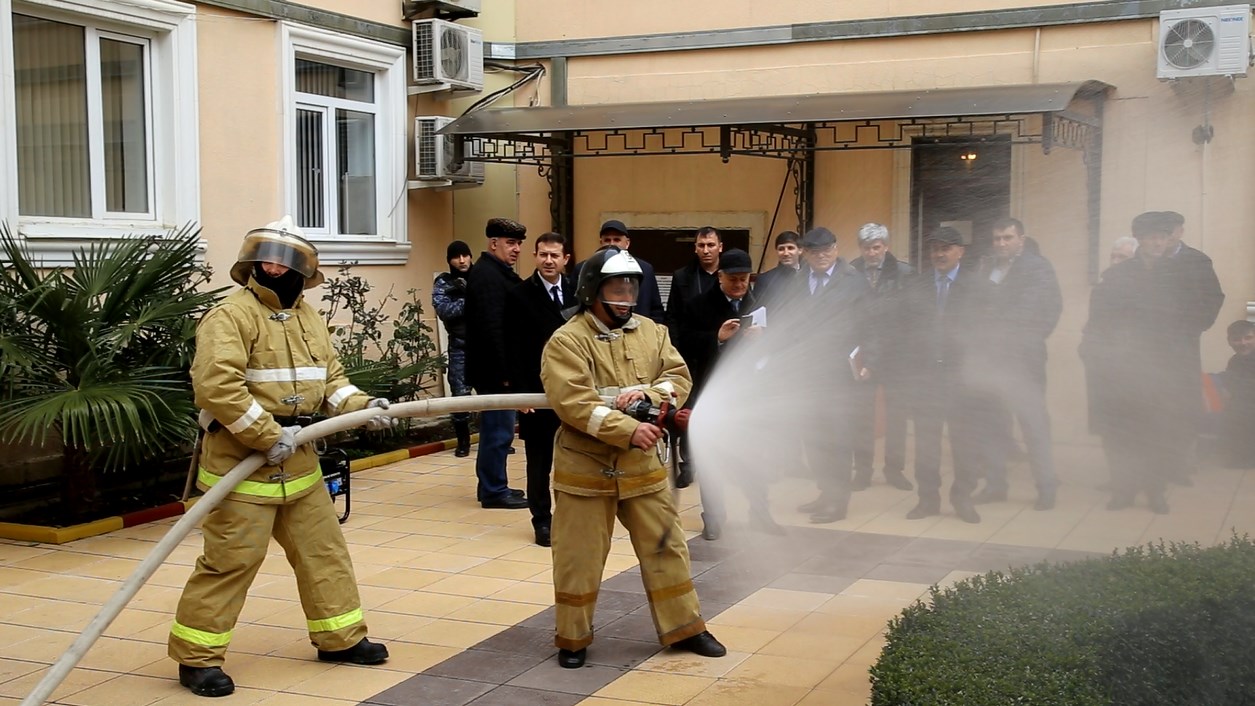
415, 116, 484, 185
412, 19, 484, 93
1157, 5, 1252, 79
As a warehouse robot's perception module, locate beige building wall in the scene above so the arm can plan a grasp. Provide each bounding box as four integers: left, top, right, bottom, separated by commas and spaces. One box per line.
504, 8, 1255, 443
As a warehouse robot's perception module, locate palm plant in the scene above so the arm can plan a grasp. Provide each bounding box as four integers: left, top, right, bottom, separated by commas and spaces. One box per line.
0, 224, 225, 519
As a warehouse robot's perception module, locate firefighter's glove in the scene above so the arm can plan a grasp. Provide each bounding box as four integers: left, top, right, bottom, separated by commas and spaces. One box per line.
265, 425, 301, 465
364, 398, 397, 431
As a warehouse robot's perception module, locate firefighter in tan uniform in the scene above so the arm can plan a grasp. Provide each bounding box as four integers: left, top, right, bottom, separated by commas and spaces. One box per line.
170, 217, 393, 697
540, 247, 726, 668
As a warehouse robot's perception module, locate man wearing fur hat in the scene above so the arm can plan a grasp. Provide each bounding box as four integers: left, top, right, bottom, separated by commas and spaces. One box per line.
170, 216, 393, 697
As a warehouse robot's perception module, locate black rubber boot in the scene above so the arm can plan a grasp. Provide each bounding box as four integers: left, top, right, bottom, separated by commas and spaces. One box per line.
318, 637, 389, 664
178, 665, 235, 697
453, 419, 471, 458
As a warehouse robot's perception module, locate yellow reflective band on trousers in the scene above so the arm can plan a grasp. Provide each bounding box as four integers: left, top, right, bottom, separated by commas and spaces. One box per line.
198, 467, 323, 498
307, 607, 363, 634
171, 620, 233, 647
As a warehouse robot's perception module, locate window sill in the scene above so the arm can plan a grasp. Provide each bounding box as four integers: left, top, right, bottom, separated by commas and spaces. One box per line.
14, 221, 206, 267
310, 237, 412, 266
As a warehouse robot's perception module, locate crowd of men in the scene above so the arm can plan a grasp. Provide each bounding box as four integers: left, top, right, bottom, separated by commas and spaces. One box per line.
437, 210, 1227, 546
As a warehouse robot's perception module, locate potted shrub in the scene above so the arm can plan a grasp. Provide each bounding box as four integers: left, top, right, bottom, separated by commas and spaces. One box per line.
0, 225, 224, 520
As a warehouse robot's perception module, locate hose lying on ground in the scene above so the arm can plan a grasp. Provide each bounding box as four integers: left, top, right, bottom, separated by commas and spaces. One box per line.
22, 394, 551, 706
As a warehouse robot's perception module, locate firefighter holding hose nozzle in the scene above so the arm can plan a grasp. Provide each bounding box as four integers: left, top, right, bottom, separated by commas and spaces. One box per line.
169, 217, 394, 697
539, 246, 726, 669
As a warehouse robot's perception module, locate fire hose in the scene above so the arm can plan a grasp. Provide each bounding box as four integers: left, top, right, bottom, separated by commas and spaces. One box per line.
21, 394, 552, 706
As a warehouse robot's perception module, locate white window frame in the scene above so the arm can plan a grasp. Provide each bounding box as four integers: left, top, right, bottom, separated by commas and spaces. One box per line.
281, 23, 409, 266
0, 0, 200, 265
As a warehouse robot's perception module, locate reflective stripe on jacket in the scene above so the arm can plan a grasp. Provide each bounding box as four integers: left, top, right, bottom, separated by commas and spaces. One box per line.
541, 311, 692, 498
191, 279, 370, 504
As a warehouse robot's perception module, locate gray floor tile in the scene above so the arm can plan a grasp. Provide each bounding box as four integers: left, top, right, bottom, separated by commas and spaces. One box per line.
468, 685, 584, 706
364, 674, 493, 706
507, 660, 627, 695
583, 636, 662, 669
862, 562, 954, 585
427, 648, 549, 684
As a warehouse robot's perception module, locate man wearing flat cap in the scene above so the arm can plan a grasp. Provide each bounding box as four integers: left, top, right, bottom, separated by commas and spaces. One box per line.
786, 227, 874, 525
894, 226, 989, 524
675, 248, 765, 539
1080, 211, 1223, 513
466, 217, 531, 510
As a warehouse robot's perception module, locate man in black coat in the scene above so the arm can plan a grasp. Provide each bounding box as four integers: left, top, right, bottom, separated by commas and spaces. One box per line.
896, 227, 989, 524
666, 226, 723, 329
674, 248, 765, 539
752, 230, 802, 307
505, 232, 575, 546
465, 218, 529, 510
1080, 211, 1223, 514
592, 220, 666, 323
973, 217, 1063, 511
786, 227, 874, 525
849, 223, 914, 492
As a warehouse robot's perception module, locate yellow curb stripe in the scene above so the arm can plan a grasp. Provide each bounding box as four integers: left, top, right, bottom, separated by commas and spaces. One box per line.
0, 516, 124, 545
349, 449, 410, 472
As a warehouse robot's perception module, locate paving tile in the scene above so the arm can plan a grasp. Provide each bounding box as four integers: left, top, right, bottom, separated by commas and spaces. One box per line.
475, 626, 558, 656
363, 674, 493, 706
507, 660, 626, 695
426, 648, 548, 684
768, 572, 859, 595
467, 685, 583, 706
956, 543, 1053, 573
582, 637, 661, 670
861, 562, 954, 585
592, 670, 714, 705
596, 612, 659, 643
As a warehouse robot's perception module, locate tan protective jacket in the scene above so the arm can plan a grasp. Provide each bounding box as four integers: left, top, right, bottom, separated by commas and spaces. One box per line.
540, 311, 692, 498
191, 279, 370, 504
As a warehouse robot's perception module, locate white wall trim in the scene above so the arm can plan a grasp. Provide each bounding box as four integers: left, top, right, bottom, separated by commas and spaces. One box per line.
280, 21, 409, 266
1, 0, 201, 265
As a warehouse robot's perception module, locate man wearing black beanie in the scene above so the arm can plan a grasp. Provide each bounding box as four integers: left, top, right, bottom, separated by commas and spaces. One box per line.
433, 240, 474, 456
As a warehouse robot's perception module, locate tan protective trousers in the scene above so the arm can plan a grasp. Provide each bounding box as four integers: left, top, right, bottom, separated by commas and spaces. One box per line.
552, 488, 706, 651
168, 487, 367, 667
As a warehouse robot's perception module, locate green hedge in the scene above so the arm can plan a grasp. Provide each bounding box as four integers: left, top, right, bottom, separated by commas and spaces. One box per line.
870, 536, 1255, 705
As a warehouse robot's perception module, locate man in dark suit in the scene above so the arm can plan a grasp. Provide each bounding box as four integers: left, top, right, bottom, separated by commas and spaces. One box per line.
753, 230, 801, 307
594, 220, 666, 323
465, 218, 529, 510
896, 227, 988, 524
506, 232, 575, 546
849, 223, 914, 492
789, 227, 873, 524
674, 249, 764, 539
666, 226, 723, 329
973, 217, 1062, 511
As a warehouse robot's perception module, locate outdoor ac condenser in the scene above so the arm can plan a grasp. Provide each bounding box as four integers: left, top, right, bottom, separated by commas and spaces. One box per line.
412, 19, 484, 92
1157, 5, 1252, 79
415, 116, 485, 185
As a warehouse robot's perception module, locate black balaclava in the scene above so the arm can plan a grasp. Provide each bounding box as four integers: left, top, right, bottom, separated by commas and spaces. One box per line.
253, 262, 305, 309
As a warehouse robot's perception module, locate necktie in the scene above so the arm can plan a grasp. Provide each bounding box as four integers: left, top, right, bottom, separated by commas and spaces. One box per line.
731, 299, 740, 314
868, 268, 881, 289
811, 271, 828, 295
551, 285, 562, 306
937, 276, 950, 312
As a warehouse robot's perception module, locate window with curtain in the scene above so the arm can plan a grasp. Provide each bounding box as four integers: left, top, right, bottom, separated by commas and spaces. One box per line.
13, 13, 151, 219
294, 58, 378, 237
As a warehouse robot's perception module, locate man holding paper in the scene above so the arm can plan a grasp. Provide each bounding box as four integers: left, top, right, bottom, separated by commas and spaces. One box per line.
674, 248, 764, 539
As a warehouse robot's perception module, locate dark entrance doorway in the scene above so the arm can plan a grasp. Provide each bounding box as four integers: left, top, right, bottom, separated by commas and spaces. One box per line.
624, 228, 751, 306
908, 136, 1012, 266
